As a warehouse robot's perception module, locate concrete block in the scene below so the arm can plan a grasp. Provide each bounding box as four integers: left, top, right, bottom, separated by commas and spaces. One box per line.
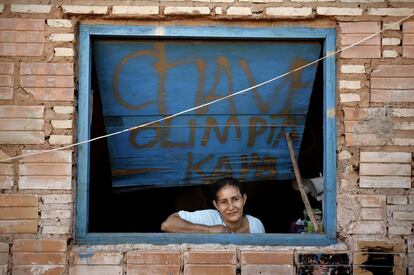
164, 7, 210, 15
360, 152, 411, 163
387, 195, 408, 205
50, 34, 75, 42
41, 194, 73, 204
349, 221, 386, 234
317, 7, 362, 16
54, 47, 74, 57
382, 38, 401, 45
360, 176, 411, 188
42, 225, 70, 234
266, 7, 312, 17
341, 65, 365, 74
360, 208, 383, 220
47, 19, 72, 28
340, 93, 360, 103
383, 50, 399, 58
112, 6, 159, 15
360, 163, 411, 176
227, 7, 252, 16
339, 80, 361, 90
388, 225, 412, 235
53, 106, 74, 114
62, 5, 108, 14
10, 4, 51, 13
355, 194, 386, 208
368, 8, 414, 16
49, 135, 72, 145
51, 120, 72, 129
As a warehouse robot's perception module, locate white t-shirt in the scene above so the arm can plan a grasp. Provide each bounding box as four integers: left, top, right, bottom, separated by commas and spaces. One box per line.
177, 209, 265, 233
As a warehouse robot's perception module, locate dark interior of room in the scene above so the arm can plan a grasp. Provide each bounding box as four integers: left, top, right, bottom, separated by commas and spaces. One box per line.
88, 40, 323, 233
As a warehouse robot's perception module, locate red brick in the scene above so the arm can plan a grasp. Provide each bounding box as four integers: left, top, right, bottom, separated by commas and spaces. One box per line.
0, 75, 12, 86
240, 251, 293, 265
341, 34, 380, 46
0, 252, 8, 264
0, 194, 38, 206
371, 65, 414, 77
21, 63, 73, 76
0, 31, 44, 43
345, 133, 388, 146
0, 118, 43, 130
0, 43, 44, 56
0, 131, 44, 144
403, 34, 414, 45
19, 163, 71, 176
13, 239, 67, 252
0, 19, 45, 31
339, 22, 381, 34
70, 265, 123, 275
371, 78, 414, 89
126, 264, 180, 275
340, 46, 381, 58
12, 265, 65, 275
71, 252, 122, 265
20, 76, 74, 88
0, 163, 13, 175
241, 265, 294, 275
21, 150, 72, 163
127, 251, 180, 265
371, 89, 414, 103
0, 207, 37, 219
184, 264, 236, 275
403, 21, 414, 33
0, 105, 44, 118
0, 220, 37, 233
0, 62, 14, 74
355, 239, 405, 252
403, 46, 414, 58
24, 88, 74, 101
13, 252, 66, 265
184, 251, 236, 264
0, 87, 13, 100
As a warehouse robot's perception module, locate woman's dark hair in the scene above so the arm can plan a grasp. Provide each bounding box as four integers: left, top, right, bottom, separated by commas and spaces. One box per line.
211, 177, 245, 201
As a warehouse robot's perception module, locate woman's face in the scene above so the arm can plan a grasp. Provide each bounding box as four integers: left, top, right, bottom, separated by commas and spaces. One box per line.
213, 185, 247, 224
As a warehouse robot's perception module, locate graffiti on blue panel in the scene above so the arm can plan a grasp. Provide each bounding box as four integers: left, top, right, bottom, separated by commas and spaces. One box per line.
93, 40, 321, 187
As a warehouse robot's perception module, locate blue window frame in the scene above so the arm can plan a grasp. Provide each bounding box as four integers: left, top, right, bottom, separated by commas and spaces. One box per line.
77, 24, 336, 245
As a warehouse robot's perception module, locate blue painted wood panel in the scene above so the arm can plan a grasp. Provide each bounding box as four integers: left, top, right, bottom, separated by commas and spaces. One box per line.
93, 39, 321, 188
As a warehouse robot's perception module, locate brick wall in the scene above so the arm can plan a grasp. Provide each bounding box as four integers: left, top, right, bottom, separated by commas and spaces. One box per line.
0, 1, 413, 274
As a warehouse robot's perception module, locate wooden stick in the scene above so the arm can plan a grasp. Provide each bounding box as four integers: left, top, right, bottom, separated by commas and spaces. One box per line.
285, 132, 320, 233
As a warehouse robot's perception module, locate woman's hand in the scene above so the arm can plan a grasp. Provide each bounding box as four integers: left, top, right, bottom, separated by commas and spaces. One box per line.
208, 225, 232, 233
